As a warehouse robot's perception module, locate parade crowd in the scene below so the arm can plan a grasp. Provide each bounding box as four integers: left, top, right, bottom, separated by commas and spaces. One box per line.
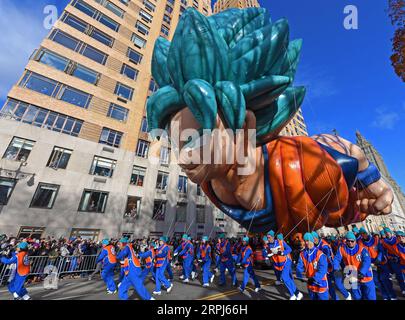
0, 226, 404, 301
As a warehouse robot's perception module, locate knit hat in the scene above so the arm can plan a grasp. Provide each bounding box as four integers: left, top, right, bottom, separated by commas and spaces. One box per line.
277, 234, 283, 240
359, 227, 368, 235
267, 230, 275, 237
17, 242, 28, 250
101, 239, 109, 246
242, 236, 249, 243
262, 236, 268, 242
311, 231, 319, 239
182, 234, 188, 240
119, 237, 128, 243
345, 231, 356, 241
352, 227, 360, 233
202, 236, 208, 241
303, 232, 314, 243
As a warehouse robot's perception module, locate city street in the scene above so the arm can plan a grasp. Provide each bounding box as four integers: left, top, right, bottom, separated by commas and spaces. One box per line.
0, 268, 403, 300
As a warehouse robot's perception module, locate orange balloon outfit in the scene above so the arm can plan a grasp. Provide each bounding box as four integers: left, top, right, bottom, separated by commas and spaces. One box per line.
202, 136, 365, 235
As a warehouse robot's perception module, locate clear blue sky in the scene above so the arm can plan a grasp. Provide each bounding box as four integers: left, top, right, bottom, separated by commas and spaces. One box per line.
0, 0, 404, 190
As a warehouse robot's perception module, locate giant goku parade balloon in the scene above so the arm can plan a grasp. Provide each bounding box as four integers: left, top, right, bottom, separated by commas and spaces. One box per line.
146, 7, 393, 237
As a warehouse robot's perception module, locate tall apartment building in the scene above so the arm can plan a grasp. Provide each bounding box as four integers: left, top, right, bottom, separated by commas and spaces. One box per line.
0, 0, 222, 241
213, 0, 260, 13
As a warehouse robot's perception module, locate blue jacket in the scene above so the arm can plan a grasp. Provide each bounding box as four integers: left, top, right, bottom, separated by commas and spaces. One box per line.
197, 244, 212, 262
333, 244, 372, 278
238, 245, 254, 267
296, 247, 328, 284
176, 241, 194, 259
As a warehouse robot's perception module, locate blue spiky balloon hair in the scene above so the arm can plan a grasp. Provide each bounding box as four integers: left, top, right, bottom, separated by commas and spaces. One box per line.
147, 7, 305, 145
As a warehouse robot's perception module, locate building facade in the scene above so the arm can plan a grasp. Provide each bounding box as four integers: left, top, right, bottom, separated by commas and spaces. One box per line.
213, 0, 260, 13
0, 0, 221, 241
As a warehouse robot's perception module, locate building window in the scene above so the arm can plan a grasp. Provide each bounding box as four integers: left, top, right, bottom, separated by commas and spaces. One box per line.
143, 0, 156, 11
181, 0, 187, 5
196, 206, 205, 223
107, 103, 129, 122
127, 48, 143, 64
72, 0, 120, 31
139, 9, 153, 23
99, 14, 120, 31
176, 203, 187, 222
19, 71, 58, 97
161, 25, 169, 37
193, 0, 199, 8
165, 4, 173, 14
121, 64, 138, 80
114, 82, 134, 100
99, 127, 123, 148
49, 29, 80, 51
59, 86, 92, 108
168, 0, 175, 5
163, 14, 171, 25
140, 117, 148, 133
90, 156, 116, 178
18, 227, 45, 240
180, 6, 186, 14
196, 185, 203, 196
70, 228, 100, 241
47, 147, 72, 169
49, 29, 108, 64
159, 146, 170, 166
152, 200, 166, 221
136, 139, 149, 158
123, 196, 141, 220
36, 48, 99, 83
156, 171, 169, 191
89, 28, 114, 47
79, 189, 108, 213
95, 0, 125, 18
37, 49, 69, 72
131, 34, 146, 49
135, 21, 150, 35
72, 64, 99, 84
30, 183, 60, 209
130, 165, 146, 186
149, 78, 158, 94
0, 99, 83, 137
3, 137, 35, 162
0, 177, 16, 205
19, 71, 92, 108
62, 13, 114, 47
178, 176, 188, 194
72, 0, 97, 17
80, 43, 108, 64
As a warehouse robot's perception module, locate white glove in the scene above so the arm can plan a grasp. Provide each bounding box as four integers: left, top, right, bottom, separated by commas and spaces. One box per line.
173, 252, 178, 257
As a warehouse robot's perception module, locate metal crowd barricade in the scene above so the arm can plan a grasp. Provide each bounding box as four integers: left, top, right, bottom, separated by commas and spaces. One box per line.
0, 255, 98, 286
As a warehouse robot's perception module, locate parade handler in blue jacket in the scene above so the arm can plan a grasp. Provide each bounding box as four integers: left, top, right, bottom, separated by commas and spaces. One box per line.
1, 242, 31, 300
296, 233, 329, 300
237, 236, 261, 293
96, 239, 117, 294
116, 238, 153, 300
174, 234, 194, 283
333, 231, 376, 300
197, 236, 215, 287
